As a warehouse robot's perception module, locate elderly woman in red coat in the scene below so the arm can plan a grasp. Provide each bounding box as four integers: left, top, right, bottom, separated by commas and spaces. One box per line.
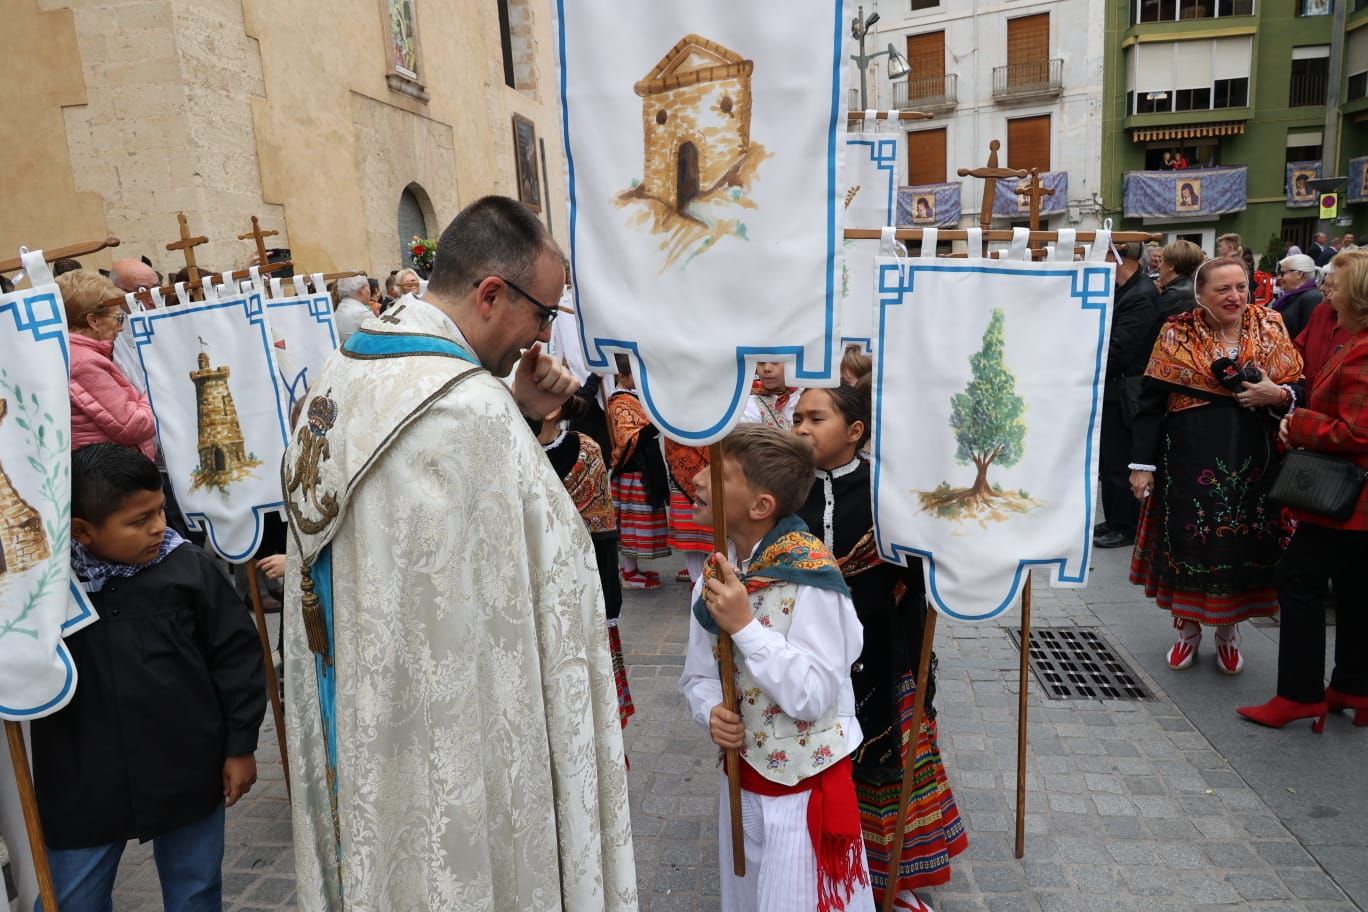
58, 269, 157, 460
1239, 249, 1368, 731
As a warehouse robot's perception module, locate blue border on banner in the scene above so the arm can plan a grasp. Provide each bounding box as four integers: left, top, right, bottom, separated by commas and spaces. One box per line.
267, 293, 338, 412
557, 3, 845, 441
871, 260, 1111, 621
131, 292, 289, 563
848, 136, 899, 222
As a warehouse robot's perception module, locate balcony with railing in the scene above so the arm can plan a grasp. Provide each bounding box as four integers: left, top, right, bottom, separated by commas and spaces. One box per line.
992, 58, 1063, 102
893, 73, 958, 113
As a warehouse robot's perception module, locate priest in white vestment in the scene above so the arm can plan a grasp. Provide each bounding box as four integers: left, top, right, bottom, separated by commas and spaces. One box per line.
280, 196, 636, 910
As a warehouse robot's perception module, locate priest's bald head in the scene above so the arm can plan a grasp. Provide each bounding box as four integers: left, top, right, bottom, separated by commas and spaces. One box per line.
425, 196, 566, 378
110, 258, 160, 293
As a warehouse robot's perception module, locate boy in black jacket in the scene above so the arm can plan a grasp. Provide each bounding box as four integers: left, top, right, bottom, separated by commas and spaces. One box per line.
32, 443, 265, 911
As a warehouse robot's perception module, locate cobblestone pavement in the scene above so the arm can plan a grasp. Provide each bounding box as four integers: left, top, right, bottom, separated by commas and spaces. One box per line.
6, 558, 1362, 911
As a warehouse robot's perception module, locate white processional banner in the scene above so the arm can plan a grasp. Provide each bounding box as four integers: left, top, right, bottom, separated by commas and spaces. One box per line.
555, 4, 849, 443
265, 274, 339, 416
131, 289, 290, 563
841, 123, 905, 350
871, 229, 1115, 621
0, 251, 97, 721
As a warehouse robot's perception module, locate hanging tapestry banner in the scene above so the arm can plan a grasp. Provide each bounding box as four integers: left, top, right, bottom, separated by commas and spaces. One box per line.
870, 231, 1115, 622
265, 275, 339, 417
555, 5, 850, 443
130, 290, 290, 563
1122, 166, 1247, 219
1285, 161, 1322, 209
0, 251, 98, 721
1348, 156, 1368, 205
992, 171, 1069, 218
841, 128, 906, 350
896, 183, 962, 228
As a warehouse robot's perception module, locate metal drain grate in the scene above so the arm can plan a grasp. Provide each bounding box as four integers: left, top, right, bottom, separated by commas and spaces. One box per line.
1008, 627, 1152, 701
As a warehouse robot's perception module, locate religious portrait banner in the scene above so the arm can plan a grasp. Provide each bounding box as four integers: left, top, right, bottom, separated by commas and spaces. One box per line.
1347, 156, 1368, 205
896, 183, 962, 228
870, 229, 1115, 622
1285, 161, 1321, 209
554, 3, 850, 443
1122, 167, 1247, 219
0, 251, 97, 721
265, 275, 340, 416
841, 125, 906, 350
992, 171, 1069, 218
130, 290, 291, 563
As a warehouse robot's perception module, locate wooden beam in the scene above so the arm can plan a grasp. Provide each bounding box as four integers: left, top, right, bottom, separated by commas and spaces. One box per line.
0, 236, 120, 274
846, 110, 936, 122
844, 228, 1160, 243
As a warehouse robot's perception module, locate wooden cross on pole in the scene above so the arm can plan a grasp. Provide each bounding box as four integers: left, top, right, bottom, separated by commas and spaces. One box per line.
165, 212, 209, 299
1015, 168, 1055, 234
956, 140, 1029, 232
237, 215, 278, 268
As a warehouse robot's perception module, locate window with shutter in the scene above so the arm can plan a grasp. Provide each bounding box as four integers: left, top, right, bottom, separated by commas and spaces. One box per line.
907, 128, 948, 185
905, 31, 946, 104
1007, 115, 1051, 172
1006, 14, 1050, 87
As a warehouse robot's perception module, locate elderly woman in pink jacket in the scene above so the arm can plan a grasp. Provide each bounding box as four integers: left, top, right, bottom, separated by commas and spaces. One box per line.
58, 270, 157, 459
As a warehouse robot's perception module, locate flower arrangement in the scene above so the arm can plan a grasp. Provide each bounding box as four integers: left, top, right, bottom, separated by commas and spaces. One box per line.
409, 236, 436, 272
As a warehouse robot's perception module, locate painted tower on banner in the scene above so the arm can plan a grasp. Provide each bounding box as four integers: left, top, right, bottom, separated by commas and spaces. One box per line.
189, 344, 259, 492
0, 398, 50, 576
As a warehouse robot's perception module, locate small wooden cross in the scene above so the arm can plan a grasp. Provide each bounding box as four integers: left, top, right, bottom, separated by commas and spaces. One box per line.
236, 215, 278, 269
956, 140, 1029, 232
165, 212, 209, 298
1015, 168, 1056, 241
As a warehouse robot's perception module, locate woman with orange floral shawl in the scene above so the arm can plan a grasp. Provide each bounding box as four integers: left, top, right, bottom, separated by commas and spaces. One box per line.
1129, 257, 1303, 675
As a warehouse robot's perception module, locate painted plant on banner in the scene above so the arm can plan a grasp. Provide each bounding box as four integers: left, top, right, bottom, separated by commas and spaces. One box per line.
132, 291, 290, 562
0, 253, 97, 721
556, 3, 849, 443
870, 237, 1115, 621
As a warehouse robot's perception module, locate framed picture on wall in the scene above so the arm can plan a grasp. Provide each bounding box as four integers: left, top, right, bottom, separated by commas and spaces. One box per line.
513, 114, 542, 213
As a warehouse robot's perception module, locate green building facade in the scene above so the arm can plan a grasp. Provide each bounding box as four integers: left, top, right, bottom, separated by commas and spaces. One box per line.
1102, 0, 1367, 265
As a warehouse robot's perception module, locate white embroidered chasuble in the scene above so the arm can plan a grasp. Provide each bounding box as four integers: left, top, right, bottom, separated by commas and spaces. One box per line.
280, 300, 636, 910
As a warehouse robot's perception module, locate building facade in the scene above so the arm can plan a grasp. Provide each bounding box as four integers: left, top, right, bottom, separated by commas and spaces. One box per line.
862, 0, 1108, 229
2, 0, 568, 278
1100, 0, 1367, 259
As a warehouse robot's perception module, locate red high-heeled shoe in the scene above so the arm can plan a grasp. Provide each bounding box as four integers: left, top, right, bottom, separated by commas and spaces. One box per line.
1325, 687, 1368, 727
1236, 696, 1328, 733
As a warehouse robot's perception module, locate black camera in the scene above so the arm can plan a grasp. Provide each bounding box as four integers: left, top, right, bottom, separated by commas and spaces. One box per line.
1211, 357, 1262, 392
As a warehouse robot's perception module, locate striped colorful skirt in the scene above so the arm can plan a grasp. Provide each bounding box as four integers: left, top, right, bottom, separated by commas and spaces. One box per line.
858, 674, 967, 897
667, 488, 714, 554
607, 620, 633, 728
611, 471, 671, 559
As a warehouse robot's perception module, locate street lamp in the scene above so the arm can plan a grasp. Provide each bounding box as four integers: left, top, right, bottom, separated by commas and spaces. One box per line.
851, 5, 910, 110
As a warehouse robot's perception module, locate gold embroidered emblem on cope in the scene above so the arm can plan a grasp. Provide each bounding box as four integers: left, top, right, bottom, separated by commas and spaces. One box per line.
285, 392, 340, 535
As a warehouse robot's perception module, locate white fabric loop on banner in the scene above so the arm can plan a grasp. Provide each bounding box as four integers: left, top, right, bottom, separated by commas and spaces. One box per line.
19, 249, 54, 289
1087, 230, 1111, 261
1103, 218, 1114, 232
124, 292, 140, 313
270, 277, 284, 299
292, 275, 310, 297
1008, 228, 1031, 262
919, 227, 939, 261
249, 265, 264, 295
1052, 229, 1077, 262
312, 273, 327, 299
200, 275, 219, 302
863, 108, 876, 127
173, 283, 191, 308
149, 286, 167, 309
965, 228, 984, 260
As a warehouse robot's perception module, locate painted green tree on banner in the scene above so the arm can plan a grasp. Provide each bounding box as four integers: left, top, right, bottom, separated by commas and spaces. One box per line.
920, 308, 1038, 522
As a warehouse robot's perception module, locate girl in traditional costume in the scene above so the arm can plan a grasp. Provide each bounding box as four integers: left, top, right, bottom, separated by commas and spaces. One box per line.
606, 354, 671, 589
535, 397, 633, 728
792, 385, 967, 912
663, 440, 714, 583
742, 361, 801, 429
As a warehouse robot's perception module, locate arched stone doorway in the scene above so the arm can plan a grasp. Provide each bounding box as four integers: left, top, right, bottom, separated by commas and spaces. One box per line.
397, 183, 437, 272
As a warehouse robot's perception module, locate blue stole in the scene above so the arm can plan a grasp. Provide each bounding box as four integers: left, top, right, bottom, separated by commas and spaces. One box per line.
342, 328, 480, 364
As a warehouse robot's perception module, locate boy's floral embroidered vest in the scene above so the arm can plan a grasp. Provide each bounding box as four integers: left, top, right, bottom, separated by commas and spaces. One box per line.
728, 580, 849, 786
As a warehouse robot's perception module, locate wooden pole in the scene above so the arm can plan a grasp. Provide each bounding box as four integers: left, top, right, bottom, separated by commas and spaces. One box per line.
244, 560, 290, 799
4, 721, 58, 911
846, 110, 936, 122
1015, 571, 1033, 859
102, 262, 296, 310
843, 228, 1161, 244
0, 236, 120, 274
879, 605, 939, 912
707, 440, 745, 878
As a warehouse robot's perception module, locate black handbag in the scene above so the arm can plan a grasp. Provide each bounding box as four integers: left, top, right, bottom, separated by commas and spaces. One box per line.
1268, 450, 1368, 521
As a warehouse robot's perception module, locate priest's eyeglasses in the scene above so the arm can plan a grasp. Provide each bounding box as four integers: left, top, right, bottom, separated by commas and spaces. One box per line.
476, 276, 558, 327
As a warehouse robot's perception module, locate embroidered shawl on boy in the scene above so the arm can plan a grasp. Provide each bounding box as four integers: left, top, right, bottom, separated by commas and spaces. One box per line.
1144, 305, 1303, 413
280, 299, 635, 911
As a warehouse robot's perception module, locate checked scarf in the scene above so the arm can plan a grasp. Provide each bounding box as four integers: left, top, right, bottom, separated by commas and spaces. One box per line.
71, 528, 186, 593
